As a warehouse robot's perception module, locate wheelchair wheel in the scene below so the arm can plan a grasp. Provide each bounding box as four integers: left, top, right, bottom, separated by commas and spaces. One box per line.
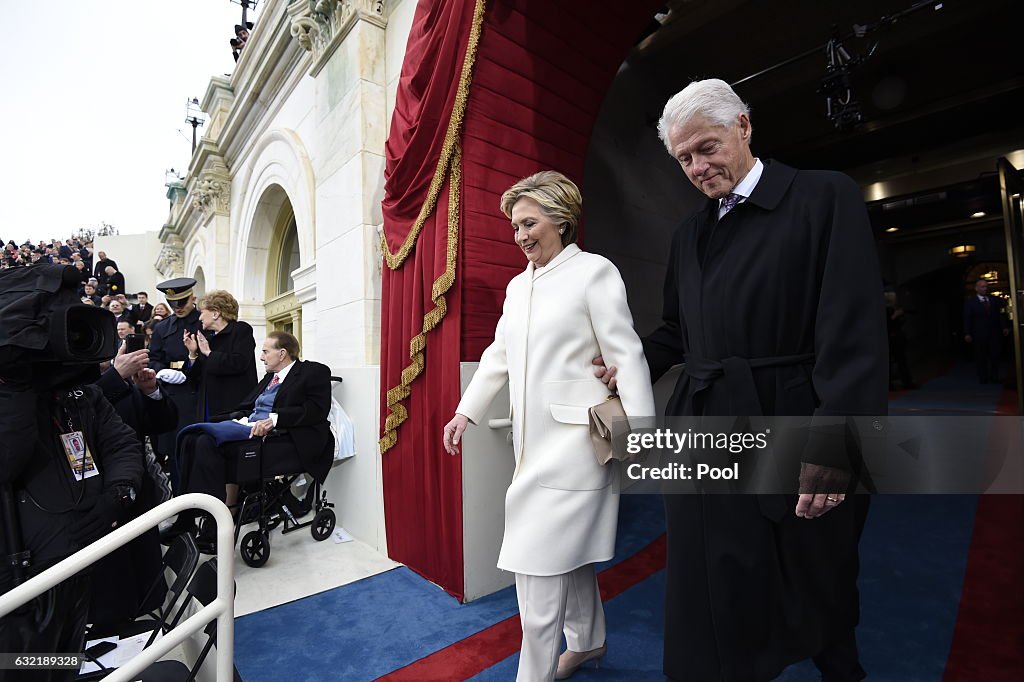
311, 508, 336, 541
241, 530, 271, 567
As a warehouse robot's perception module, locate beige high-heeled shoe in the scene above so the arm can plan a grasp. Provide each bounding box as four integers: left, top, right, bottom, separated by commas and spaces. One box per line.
554, 643, 607, 679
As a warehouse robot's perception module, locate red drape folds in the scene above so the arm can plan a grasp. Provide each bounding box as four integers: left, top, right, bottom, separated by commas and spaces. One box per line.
458, 0, 666, 360
380, 0, 481, 601
381, 0, 664, 601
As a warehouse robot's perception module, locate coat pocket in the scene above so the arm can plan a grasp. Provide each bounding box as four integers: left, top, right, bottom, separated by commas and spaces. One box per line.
537, 380, 613, 491
549, 403, 590, 425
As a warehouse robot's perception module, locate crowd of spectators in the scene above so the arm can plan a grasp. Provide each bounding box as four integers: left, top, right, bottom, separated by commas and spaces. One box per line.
2, 235, 165, 343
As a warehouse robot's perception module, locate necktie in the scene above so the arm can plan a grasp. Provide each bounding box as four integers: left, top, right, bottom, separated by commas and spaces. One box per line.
983, 297, 990, 313
269, 374, 280, 388
720, 192, 743, 216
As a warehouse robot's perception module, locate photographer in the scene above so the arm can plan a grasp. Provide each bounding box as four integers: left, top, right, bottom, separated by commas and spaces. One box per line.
0, 264, 142, 681
87, 343, 177, 633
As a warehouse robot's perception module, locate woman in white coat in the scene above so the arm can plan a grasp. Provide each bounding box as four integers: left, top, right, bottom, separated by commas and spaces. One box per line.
443, 171, 655, 681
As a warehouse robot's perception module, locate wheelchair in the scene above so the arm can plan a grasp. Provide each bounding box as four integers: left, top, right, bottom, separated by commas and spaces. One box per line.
225, 375, 343, 568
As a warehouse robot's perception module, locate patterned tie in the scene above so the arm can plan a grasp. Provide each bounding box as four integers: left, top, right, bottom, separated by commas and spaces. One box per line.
269, 374, 280, 389
720, 192, 743, 216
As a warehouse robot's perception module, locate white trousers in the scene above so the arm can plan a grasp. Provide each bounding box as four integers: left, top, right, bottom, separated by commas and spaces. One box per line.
514, 564, 606, 682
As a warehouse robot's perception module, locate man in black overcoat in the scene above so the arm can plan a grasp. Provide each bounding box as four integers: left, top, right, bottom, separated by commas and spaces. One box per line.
599, 79, 887, 681
963, 278, 1010, 383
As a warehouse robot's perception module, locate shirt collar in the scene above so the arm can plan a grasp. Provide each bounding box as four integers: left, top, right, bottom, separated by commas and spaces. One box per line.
273, 360, 297, 384
724, 158, 763, 203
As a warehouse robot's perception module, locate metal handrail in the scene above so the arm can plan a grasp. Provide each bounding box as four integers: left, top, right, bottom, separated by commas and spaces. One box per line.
0, 493, 235, 681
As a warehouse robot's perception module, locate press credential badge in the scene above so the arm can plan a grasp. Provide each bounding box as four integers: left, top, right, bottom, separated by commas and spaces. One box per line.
60, 431, 99, 481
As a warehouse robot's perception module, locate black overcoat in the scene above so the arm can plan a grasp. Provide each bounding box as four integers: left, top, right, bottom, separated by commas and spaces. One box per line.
185, 320, 258, 421
148, 307, 201, 456
644, 161, 888, 681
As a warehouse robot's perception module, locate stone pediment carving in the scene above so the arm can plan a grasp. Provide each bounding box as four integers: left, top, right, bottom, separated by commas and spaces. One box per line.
289, 0, 386, 71
191, 159, 231, 216
155, 243, 185, 279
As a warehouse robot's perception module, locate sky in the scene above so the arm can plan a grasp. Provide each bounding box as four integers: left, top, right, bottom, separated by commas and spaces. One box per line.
0, 0, 252, 245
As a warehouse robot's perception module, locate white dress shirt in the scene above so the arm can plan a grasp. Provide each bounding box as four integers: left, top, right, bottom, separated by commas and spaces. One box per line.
718, 158, 764, 219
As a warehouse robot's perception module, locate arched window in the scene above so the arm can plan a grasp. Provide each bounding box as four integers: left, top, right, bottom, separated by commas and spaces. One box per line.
276, 215, 300, 296
265, 200, 303, 342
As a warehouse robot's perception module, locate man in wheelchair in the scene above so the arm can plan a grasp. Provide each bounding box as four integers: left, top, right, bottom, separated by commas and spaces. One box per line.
169, 331, 334, 551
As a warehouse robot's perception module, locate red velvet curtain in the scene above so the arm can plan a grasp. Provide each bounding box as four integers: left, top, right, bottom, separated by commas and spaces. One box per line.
381, 0, 665, 601
459, 0, 665, 360
380, 0, 482, 600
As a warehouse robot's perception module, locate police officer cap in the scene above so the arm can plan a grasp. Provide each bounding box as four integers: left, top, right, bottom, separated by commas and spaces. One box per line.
157, 277, 197, 306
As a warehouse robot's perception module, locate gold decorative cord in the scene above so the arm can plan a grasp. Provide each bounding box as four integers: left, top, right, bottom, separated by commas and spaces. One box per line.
379, 0, 485, 454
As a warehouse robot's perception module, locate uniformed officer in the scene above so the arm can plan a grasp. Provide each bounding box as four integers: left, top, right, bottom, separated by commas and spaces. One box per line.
149, 278, 202, 490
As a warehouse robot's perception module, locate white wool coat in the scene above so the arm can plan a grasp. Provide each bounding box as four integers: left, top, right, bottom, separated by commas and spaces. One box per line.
457, 244, 655, 576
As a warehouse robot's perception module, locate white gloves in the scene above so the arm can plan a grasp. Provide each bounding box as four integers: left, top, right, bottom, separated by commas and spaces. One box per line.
155, 369, 186, 385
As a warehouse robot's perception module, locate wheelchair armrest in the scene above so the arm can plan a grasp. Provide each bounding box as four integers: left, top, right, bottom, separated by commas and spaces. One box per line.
210, 410, 247, 423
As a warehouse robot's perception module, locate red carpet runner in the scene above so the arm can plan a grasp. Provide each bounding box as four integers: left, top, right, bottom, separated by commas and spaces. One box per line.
943, 388, 1024, 680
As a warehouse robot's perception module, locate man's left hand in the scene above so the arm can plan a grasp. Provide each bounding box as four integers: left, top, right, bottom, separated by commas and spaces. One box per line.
795, 462, 850, 519
249, 418, 275, 438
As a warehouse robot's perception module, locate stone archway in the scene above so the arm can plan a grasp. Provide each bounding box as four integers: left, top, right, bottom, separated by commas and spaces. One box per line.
235, 128, 317, 356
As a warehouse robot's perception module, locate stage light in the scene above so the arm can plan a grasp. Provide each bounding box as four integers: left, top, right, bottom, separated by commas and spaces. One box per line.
885, 227, 899, 233
970, 211, 986, 218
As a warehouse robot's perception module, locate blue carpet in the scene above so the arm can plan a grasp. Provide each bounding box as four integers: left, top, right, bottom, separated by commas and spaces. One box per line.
890, 363, 1006, 415
234, 495, 664, 681
235, 494, 978, 682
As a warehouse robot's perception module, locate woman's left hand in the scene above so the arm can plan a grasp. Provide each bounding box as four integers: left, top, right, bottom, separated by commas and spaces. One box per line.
196, 332, 211, 356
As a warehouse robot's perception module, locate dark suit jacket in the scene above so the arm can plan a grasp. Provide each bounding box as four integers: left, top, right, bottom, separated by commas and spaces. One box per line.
106, 271, 126, 295
216, 360, 334, 483
964, 295, 1008, 340
186, 320, 258, 421
130, 302, 154, 325
94, 257, 117, 278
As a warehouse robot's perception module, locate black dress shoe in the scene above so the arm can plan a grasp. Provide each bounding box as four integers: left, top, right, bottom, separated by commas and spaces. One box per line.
195, 516, 217, 555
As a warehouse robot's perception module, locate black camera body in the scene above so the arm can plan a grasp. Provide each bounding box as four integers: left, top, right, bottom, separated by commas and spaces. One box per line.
0, 264, 119, 381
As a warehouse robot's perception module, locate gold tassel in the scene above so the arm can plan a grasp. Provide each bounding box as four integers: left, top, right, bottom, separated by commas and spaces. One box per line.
379, 0, 485, 454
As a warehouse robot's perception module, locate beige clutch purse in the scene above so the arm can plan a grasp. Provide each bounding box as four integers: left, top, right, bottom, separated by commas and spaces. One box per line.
589, 395, 635, 466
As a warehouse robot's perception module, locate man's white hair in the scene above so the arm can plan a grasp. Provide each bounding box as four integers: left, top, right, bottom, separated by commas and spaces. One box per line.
657, 78, 751, 153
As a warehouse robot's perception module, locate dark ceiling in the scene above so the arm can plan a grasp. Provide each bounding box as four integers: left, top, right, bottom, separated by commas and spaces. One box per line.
635, 0, 1024, 173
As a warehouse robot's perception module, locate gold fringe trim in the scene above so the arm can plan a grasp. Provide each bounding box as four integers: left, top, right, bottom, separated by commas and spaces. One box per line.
380, 0, 486, 271
379, 0, 485, 454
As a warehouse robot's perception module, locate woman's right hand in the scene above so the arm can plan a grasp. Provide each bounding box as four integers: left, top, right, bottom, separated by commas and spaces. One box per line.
443, 414, 470, 456
183, 330, 199, 355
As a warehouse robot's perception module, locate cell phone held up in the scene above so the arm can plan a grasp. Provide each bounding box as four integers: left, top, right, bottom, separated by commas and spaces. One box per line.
124, 333, 146, 354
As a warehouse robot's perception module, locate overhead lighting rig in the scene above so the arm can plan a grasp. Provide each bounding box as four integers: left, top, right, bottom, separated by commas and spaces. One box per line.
731, 1, 946, 131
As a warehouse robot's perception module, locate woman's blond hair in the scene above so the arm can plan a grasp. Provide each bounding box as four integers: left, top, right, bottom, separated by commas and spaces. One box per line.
499, 171, 582, 247
197, 289, 239, 322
